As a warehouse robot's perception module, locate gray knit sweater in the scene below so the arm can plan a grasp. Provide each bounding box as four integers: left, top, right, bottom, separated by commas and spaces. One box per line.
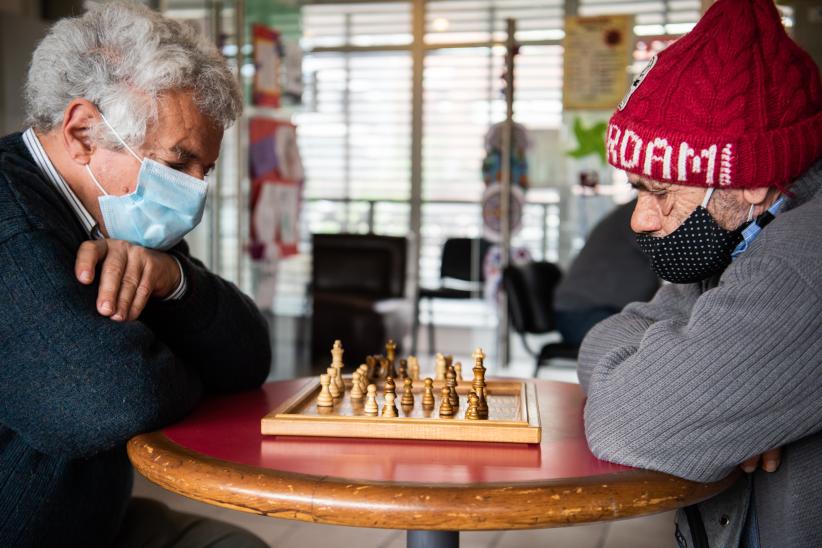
577, 159, 822, 548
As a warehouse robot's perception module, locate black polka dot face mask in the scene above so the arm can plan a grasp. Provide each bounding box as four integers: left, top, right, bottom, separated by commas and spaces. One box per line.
635, 189, 746, 284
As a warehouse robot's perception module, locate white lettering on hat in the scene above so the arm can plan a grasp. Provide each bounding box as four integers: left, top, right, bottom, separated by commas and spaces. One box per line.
620, 130, 643, 168
643, 138, 673, 180
608, 123, 731, 187
618, 55, 658, 111
607, 124, 621, 164
700, 145, 717, 186
677, 142, 696, 181
719, 143, 733, 186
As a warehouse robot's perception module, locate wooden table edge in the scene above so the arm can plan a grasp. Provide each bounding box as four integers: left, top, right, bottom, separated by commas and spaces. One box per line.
128, 432, 740, 531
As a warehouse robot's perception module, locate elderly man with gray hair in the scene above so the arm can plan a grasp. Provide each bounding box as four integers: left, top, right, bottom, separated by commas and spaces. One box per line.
0, 3, 270, 547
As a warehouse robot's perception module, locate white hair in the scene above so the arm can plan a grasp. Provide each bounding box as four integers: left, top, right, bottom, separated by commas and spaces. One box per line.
25, 1, 242, 149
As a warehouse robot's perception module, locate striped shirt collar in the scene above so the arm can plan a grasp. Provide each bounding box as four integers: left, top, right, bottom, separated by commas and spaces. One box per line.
22, 128, 101, 239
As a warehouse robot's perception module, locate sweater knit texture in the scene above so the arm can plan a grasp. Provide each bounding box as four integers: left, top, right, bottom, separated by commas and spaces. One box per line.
0, 132, 272, 547
578, 159, 822, 548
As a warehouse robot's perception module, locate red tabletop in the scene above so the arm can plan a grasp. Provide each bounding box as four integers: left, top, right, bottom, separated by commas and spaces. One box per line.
163, 379, 629, 485
130, 378, 737, 530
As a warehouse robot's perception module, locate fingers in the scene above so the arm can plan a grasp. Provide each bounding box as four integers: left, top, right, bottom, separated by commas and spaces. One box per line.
96, 241, 130, 317
761, 447, 782, 473
741, 454, 760, 474
127, 266, 154, 322
113, 249, 145, 321
75, 240, 108, 284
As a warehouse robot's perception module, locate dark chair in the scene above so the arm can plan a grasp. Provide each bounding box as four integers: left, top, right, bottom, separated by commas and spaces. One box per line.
310, 233, 409, 371
502, 261, 579, 376
411, 237, 493, 355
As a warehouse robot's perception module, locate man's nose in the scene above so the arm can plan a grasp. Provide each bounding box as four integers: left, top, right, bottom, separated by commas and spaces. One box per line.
631, 196, 661, 234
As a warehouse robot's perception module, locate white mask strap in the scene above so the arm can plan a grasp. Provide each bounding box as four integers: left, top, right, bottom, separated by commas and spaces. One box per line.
85, 163, 109, 196
99, 112, 142, 163
700, 187, 714, 208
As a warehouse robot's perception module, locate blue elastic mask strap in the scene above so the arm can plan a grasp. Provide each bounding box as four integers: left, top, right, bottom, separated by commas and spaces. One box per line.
731, 196, 785, 259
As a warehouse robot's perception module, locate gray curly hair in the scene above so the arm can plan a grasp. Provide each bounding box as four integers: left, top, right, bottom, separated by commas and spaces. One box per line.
25, 1, 242, 149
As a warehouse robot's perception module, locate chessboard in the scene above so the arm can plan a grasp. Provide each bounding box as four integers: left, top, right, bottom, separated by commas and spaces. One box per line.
260, 342, 541, 444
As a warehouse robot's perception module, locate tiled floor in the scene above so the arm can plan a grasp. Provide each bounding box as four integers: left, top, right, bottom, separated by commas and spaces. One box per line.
133, 474, 676, 548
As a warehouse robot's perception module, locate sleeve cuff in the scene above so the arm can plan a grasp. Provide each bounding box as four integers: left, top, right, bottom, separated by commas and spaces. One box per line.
163, 256, 188, 301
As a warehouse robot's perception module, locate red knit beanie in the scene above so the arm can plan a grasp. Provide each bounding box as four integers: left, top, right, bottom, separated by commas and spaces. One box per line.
607, 0, 822, 189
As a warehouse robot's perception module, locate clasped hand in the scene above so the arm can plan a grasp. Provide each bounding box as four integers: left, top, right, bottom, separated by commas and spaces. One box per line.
74, 239, 181, 321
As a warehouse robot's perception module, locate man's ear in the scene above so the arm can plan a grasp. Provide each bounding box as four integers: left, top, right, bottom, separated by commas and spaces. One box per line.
61, 98, 100, 165
741, 186, 770, 206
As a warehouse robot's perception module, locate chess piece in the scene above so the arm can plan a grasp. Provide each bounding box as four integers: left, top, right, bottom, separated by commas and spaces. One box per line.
422, 378, 435, 408
435, 353, 446, 381
380, 357, 394, 379
439, 386, 454, 417
327, 367, 341, 398
386, 339, 397, 365
445, 355, 453, 368
331, 340, 345, 392
317, 374, 334, 407
364, 384, 379, 416
454, 362, 463, 381
465, 391, 480, 420
472, 348, 489, 419
350, 371, 364, 400
446, 367, 459, 409
401, 378, 414, 406
358, 365, 368, 391
399, 359, 408, 379
365, 356, 377, 380
408, 356, 420, 381
384, 376, 396, 400
381, 392, 398, 417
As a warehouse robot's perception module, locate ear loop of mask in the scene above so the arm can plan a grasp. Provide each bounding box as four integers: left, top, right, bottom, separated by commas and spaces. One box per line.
85, 112, 144, 197
701, 187, 714, 209
99, 112, 143, 163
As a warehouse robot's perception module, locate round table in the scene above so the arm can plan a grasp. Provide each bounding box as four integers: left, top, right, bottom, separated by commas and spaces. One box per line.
128, 379, 737, 548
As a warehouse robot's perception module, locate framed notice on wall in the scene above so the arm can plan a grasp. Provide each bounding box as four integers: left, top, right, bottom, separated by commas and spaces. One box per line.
563, 15, 633, 110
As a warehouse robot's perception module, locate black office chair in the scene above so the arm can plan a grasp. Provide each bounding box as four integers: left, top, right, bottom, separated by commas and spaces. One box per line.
411, 237, 492, 355
502, 261, 579, 376
310, 233, 409, 371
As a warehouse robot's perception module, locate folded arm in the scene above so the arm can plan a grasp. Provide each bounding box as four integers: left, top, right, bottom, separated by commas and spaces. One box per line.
579, 256, 822, 482
0, 230, 203, 459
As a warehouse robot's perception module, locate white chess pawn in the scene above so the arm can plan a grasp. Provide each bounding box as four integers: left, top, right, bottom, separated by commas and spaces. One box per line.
350, 371, 364, 400
327, 367, 341, 398
381, 392, 398, 418
317, 374, 334, 407
435, 353, 446, 381
364, 384, 379, 416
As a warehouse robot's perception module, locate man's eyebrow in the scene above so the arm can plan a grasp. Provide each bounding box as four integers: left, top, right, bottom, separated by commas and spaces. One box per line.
167, 144, 215, 173
170, 144, 198, 163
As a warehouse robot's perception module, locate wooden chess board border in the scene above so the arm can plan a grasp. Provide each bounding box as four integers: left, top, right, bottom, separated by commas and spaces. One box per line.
261, 378, 541, 444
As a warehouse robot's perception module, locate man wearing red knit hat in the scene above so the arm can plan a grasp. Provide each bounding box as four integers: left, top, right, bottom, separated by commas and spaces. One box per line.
576, 0, 822, 546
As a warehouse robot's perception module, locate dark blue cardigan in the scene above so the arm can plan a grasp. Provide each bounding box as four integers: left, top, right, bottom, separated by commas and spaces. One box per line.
0, 132, 271, 547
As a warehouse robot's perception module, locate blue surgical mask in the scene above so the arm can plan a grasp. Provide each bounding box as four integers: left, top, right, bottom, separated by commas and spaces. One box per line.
85, 113, 208, 250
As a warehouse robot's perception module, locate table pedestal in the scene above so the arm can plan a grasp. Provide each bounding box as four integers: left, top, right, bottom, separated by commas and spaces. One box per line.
407, 530, 459, 548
